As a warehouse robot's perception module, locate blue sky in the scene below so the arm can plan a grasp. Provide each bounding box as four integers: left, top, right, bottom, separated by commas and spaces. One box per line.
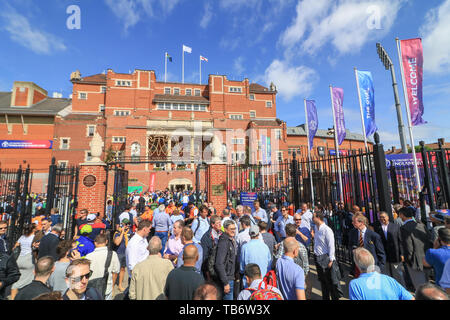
0, 0, 449, 148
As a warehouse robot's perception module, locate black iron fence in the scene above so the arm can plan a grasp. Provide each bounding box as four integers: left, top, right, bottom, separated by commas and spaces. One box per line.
0, 165, 33, 254
45, 158, 79, 239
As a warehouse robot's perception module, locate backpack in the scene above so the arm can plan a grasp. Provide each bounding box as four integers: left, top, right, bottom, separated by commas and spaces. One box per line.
86, 250, 113, 300
246, 271, 283, 300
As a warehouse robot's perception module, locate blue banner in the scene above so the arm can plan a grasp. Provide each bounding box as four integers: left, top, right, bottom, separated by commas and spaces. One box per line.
0, 140, 53, 149
261, 135, 267, 165
306, 100, 318, 150
240, 192, 258, 212
357, 71, 377, 137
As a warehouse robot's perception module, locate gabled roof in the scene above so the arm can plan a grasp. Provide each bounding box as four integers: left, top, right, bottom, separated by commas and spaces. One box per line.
72, 73, 107, 85
249, 83, 276, 94
0, 92, 71, 115
287, 124, 370, 143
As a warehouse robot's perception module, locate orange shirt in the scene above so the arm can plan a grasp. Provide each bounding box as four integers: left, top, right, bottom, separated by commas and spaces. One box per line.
189, 206, 198, 219
140, 209, 154, 222
31, 216, 44, 231
288, 204, 294, 216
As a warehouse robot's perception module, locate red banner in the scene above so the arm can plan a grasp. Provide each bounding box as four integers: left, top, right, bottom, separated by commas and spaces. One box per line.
400, 38, 426, 126
149, 173, 156, 192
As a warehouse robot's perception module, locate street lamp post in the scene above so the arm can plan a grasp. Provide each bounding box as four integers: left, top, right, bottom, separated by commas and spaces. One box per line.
376, 43, 408, 154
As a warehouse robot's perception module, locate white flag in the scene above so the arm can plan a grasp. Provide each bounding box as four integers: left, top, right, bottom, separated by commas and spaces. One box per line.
183, 45, 192, 53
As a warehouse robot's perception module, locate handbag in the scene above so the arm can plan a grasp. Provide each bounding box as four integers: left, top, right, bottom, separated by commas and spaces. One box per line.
87, 250, 113, 299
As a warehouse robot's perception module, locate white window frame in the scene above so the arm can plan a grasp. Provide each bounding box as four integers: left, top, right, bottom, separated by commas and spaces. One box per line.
57, 160, 69, 168
78, 92, 87, 100
185, 89, 192, 96
173, 88, 180, 95
60, 137, 70, 150
99, 104, 105, 112
266, 101, 272, 108
249, 110, 256, 118
114, 110, 131, 116
101, 86, 106, 93
115, 80, 132, 87
249, 94, 255, 100
86, 125, 96, 137
229, 87, 242, 93
277, 151, 283, 163
85, 151, 93, 162
164, 87, 171, 95
275, 129, 282, 140
112, 136, 126, 143
230, 114, 243, 120
232, 152, 246, 164
194, 89, 201, 96
231, 138, 245, 145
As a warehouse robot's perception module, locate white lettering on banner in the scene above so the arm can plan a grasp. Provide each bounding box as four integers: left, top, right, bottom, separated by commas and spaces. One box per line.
407, 58, 419, 105
364, 89, 371, 119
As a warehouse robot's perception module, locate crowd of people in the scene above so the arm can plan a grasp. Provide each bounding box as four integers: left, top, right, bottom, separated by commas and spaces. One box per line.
0, 189, 449, 301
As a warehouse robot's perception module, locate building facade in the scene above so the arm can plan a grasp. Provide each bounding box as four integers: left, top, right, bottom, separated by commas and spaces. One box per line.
0, 68, 370, 193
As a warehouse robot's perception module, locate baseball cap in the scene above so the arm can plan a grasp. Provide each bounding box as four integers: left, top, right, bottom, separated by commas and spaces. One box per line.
431, 209, 449, 222
121, 218, 130, 225
249, 225, 260, 237
86, 214, 97, 222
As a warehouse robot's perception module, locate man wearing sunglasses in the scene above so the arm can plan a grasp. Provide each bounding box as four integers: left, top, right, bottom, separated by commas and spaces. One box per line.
63, 259, 102, 300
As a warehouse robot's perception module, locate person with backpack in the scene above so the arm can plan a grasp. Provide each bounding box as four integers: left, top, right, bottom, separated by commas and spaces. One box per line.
191, 206, 210, 244
200, 215, 222, 280
237, 263, 283, 300
85, 234, 120, 300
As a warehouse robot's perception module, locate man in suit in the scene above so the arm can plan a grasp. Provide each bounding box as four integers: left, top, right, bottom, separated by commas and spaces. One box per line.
37, 224, 62, 261
399, 206, 432, 291
349, 213, 386, 274
374, 211, 405, 286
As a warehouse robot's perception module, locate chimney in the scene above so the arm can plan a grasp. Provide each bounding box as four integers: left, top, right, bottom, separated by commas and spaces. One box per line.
10, 81, 47, 107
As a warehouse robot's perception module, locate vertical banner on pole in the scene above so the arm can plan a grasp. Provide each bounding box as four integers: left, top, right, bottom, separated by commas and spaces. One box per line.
356, 70, 377, 138
149, 172, 156, 192
399, 38, 426, 126
305, 99, 318, 205
267, 137, 271, 165
331, 87, 346, 146
261, 135, 267, 165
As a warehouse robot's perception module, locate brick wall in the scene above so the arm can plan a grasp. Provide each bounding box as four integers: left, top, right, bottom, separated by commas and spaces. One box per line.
77, 164, 107, 215
207, 164, 227, 214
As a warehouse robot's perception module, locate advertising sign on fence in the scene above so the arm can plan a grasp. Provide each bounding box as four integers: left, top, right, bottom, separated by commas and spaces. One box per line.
240, 192, 258, 212
0, 140, 53, 149
385, 153, 423, 169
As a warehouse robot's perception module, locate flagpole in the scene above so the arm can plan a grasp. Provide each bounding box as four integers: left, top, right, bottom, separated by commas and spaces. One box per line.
165, 52, 167, 83
182, 47, 184, 84
304, 99, 315, 206
330, 85, 344, 203
354, 68, 369, 151
199, 56, 202, 85
396, 37, 421, 191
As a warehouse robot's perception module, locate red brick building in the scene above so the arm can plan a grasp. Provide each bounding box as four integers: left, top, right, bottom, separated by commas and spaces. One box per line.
1, 69, 370, 193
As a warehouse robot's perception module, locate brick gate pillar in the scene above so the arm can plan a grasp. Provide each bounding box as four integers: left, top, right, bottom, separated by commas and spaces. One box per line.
207, 163, 227, 215
77, 163, 107, 215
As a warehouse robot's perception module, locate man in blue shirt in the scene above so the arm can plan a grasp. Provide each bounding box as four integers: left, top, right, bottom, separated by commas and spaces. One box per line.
240, 225, 272, 287
276, 238, 306, 300
191, 206, 210, 244
177, 226, 203, 273
294, 213, 311, 248
152, 204, 172, 255
274, 206, 294, 241
349, 247, 414, 300
423, 228, 450, 287
252, 201, 268, 224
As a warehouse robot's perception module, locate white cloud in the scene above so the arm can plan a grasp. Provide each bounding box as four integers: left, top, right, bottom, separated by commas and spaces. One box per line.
378, 124, 450, 147
104, 0, 181, 31
263, 59, 318, 101
0, 5, 66, 55
420, 0, 450, 73
280, 0, 404, 56
200, 2, 213, 29
233, 57, 245, 75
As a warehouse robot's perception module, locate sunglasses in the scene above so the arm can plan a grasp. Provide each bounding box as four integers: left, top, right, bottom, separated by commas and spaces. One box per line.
294, 219, 302, 221
70, 270, 93, 282
0, 227, 7, 230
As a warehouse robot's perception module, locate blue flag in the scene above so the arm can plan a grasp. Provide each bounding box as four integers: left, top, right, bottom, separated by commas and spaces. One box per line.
306, 100, 318, 150
357, 71, 377, 137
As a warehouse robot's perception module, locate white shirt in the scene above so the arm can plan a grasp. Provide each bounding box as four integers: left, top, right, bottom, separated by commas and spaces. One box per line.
359, 227, 367, 242
125, 233, 149, 277
313, 223, 335, 261
182, 195, 189, 204
86, 247, 120, 298
18, 234, 34, 256
381, 223, 388, 239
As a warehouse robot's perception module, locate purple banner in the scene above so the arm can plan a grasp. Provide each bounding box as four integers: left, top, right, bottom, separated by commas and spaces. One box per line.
332, 87, 346, 145
306, 100, 318, 150
400, 38, 426, 126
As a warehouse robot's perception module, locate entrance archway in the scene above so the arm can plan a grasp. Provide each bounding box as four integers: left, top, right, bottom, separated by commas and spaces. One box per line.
168, 178, 193, 192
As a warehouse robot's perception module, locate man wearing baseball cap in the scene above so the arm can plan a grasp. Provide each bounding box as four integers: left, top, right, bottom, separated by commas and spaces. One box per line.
239, 225, 272, 288
430, 211, 449, 243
